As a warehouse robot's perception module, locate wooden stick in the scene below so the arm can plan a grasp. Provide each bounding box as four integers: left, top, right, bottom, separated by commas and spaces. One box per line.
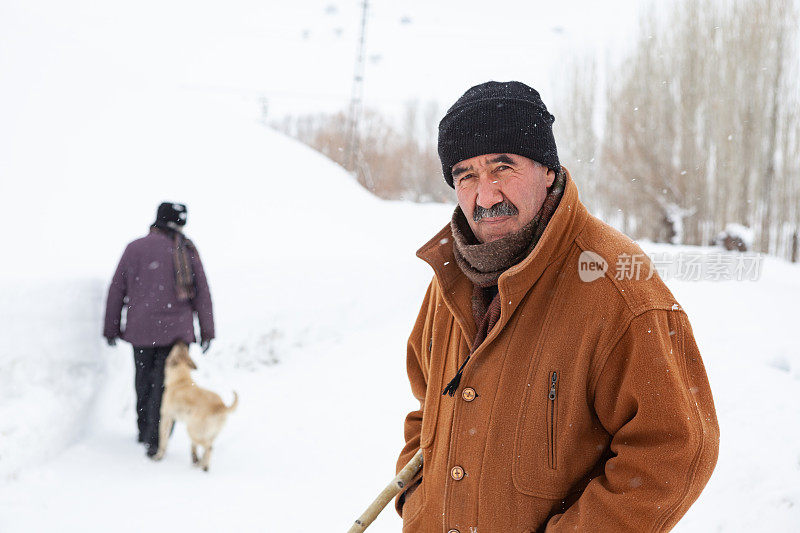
347, 449, 424, 532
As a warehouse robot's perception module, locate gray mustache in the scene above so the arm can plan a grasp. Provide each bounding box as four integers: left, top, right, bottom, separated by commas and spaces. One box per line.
473, 201, 519, 222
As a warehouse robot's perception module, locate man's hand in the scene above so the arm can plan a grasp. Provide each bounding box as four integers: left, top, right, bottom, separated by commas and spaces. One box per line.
201, 340, 211, 354
106, 337, 117, 347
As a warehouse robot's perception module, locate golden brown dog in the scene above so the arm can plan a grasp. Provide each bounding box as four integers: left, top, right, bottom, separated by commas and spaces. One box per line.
154, 342, 238, 471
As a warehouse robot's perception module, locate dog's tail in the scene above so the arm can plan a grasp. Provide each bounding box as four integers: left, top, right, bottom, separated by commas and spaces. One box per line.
226, 391, 239, 412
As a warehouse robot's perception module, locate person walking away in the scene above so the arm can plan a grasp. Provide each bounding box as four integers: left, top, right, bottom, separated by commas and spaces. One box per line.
103, 202, 215, 458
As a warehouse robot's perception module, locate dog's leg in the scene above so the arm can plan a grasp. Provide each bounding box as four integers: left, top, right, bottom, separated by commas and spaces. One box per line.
191, 443, 199, 466
154, 415, 173, 461
200, 445, 213, 472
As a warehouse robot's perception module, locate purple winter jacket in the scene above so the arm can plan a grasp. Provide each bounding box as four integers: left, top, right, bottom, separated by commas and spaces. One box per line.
103, 230, 215, 347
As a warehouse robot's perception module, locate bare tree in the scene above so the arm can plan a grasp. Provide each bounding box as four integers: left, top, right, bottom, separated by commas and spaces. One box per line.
593, 0, 799, 257
552, 56, 602, 216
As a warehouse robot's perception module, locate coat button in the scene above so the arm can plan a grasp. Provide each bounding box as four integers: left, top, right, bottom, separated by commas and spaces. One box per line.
450, 465, 465, 480
461, 387, 476, 401
447, 530, 460, 533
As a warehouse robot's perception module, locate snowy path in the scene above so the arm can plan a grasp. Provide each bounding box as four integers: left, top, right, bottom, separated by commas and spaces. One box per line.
0, 215, 443, 533
0, 298, 416, 533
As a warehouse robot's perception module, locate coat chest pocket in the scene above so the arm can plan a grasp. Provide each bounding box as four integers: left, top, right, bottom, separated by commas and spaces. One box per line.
512, 368, 575, 499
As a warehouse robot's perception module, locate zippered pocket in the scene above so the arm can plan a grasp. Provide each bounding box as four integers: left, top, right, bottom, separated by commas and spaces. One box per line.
547, 370, 559, 469
513, 365, 574, 498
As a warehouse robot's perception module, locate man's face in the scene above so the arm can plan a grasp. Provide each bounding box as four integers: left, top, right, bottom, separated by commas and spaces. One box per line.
452, 153, 555, 243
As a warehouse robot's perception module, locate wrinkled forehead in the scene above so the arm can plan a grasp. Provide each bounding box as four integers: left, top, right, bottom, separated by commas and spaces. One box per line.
451, 153, 534, 175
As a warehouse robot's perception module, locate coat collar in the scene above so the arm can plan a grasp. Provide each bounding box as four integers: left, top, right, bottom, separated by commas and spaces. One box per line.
416, 167, 589, 353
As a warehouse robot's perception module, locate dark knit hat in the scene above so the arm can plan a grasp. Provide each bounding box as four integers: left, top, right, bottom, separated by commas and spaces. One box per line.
438, 81, 560, 188
155, 202, 188, 226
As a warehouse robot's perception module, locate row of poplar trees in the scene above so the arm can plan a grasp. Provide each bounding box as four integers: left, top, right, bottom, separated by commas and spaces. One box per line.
554, 0, 800, 259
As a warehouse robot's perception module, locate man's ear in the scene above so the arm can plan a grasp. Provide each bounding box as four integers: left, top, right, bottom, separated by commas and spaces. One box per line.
546, 168, 556, 187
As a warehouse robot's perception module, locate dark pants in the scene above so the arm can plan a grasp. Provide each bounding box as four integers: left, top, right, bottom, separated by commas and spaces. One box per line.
133, 345, 172, 451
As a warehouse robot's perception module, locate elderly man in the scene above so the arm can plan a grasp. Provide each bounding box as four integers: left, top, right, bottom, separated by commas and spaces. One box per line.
395, 82, 719, 532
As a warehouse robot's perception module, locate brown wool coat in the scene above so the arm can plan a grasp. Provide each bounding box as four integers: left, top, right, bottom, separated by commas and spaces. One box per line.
395, 169, 720, 533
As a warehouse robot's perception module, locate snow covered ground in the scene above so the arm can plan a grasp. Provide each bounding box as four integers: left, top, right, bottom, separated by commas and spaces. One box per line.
1, 99, 799, 531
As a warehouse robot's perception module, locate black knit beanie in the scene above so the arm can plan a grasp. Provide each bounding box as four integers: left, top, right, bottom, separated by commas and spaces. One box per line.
438, 81, 560, 188
155, 202, 188, 227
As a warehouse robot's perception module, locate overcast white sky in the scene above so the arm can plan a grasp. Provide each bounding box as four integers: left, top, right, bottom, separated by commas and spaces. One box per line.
0, 0, 643, 134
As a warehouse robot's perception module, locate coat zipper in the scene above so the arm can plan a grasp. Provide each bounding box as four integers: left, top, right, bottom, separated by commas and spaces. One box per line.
547, 370, 558, 469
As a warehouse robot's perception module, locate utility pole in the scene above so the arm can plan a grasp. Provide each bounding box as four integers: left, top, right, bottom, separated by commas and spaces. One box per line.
347, 0, 369, 185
